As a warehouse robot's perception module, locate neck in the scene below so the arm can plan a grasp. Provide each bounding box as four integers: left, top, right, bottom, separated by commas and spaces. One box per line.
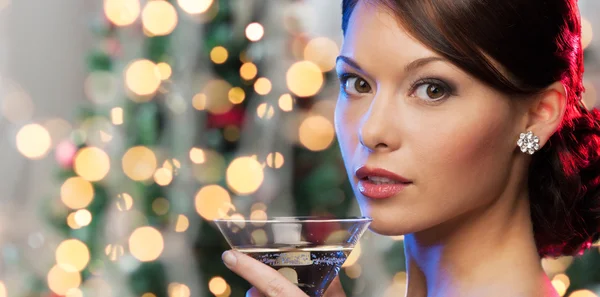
402, 188, 559, 297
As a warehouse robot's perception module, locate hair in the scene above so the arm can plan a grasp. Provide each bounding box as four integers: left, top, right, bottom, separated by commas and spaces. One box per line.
341, 0, 600, 258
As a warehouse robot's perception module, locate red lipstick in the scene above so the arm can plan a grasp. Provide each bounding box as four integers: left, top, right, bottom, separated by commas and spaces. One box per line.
355, 167, 412, 199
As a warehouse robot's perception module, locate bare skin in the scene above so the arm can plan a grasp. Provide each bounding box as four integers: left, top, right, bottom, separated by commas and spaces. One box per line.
224, 1, 568, 296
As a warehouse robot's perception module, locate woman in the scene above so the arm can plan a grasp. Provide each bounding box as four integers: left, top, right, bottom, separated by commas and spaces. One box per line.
222, 0, 600, 296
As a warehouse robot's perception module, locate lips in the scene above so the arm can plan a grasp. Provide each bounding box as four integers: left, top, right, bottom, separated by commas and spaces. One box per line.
355, 167, 412, 199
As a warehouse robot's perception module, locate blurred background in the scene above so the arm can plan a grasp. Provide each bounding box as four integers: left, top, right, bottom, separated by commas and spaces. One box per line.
0, 0, 598, 296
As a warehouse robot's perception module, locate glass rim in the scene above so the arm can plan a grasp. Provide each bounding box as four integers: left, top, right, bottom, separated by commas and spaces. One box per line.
213, 216, 372, 224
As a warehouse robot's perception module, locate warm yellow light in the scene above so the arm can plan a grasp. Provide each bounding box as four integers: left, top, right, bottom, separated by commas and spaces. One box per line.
257, 103, 275, 119
116, 193, 134, 211
175, 214, 189, 232
203, 80, 234, 114
553, 273, 570, 290
122, 146, 157, 181
56, 239, 90, 272
142, 0, 178, 36
209, 277, 227, 295
157, 62, 172, 80
342, 242, 361, 267
169, 283, 191, 297
142, 293, 157, 297
152, 198, 170, 215
125, 59, 161, 96
582, 18, 593, 50
254, 77, 272, 95
61, 177, 94, 209
177, 0, 213, 14
111, 107, 124, 125
194, 185, 232, 220
154, 168, 173, 186
104, 0, 140, 26
266, 152, 284, 168
250, 209, 267, 221
240, 62, 258, 80
129, 226, 164, 262
228, 87, 245, 104
245, 23, 264, 42
569, 290, 597, 297
105, 244, 125, 262
162, 159, 181, 175
298, 115, 335, 151
65, 288, 83, 297
210, 46, 229, 64
189, 147, 206, 164
286, 61, 324, 97
192, 93, 207, 111
47, 265, 81, 295
278, 94, 293, 112
304, 37, 339, 72
0, 281, 6, 297
73, 147, 111, 182
552, 279, 567, 297
74, 209, 92, 227
66, 213, 81, 230
226, 156, 264, 195
16, 124, 51, 159
345, 264, 362, 279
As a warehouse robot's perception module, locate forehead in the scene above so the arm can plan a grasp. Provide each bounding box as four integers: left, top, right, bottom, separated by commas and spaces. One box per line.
340, 2, 440, 72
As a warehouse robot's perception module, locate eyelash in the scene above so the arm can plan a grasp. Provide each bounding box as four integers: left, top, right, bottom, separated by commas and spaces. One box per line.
338, 73, 456, 103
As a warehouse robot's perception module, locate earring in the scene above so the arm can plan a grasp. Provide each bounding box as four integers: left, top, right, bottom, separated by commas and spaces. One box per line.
517, 131, 540, 155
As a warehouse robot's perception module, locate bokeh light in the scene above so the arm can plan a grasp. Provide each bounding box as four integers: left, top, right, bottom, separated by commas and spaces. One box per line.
240, 62, 258, 80
16, 124, 51, 159
177, 0, 213, 14
104, 0, 140, 26
122, 146, 158, 181
67, 213, 81, 230
228, 87, 245, 104
194, 185, 232, 220
157, 62, 172, 80
203, 80, 234, 114
286, 61, 324, 97
153, 168, 173, 186
278, 94, 294, 112
569, 290, 597, 297
345, 264, 362, 279
226, 156, 264, 195
169, 282, 191, 297
210, 46, 229, 64
298, 115, 335, 151
175, 214, 189, 232
254, 77, 272, 95
111, 107, 124, 125
342, 242, 361, 267
0, 281, 6, 297
74, 147, 111, 182
116, 193, 134, 211
65, 288, 83, 297
192, 93, 207, 111
304, 37, 339, 72
152, 198, 170, 215
208, 277, 227, 295
257, 103, 275, 119
56, 239, 90, 272
245, 22, 264, 42
105, 244, 125, 262
125, 59, 161, 96
61, 177, 94, 209
74, 209, 92, 227
142, 0, 178, 36
47, 264, 82, 295
266, 152, 284, 168
129, 226, 164, 262
189, 147, 206, 164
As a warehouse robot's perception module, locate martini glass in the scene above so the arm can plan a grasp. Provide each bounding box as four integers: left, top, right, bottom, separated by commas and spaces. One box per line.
214, 216, 372, 297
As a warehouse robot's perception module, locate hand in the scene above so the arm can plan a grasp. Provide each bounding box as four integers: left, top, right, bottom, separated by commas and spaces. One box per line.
222, 250, 347, 297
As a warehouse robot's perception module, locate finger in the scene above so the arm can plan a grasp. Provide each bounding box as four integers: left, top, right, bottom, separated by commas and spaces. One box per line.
222, 250, 307, 297
324, 277, 346, 297
246, 287, 265, 297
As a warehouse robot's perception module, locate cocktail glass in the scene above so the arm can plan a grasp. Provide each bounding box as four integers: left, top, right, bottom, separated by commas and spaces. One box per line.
214, 216, 372, 297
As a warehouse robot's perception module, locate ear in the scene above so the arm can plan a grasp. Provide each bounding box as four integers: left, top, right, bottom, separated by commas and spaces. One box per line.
525, 81, 568, 147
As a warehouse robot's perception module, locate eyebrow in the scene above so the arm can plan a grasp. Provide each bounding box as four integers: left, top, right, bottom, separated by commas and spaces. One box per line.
336, 55, 447, 74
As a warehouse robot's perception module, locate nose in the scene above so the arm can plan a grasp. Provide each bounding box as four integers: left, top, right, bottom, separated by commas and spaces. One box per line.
358, 95, 401, 152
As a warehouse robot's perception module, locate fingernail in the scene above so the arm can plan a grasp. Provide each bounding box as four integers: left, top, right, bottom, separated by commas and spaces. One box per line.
222, 250, 237, 268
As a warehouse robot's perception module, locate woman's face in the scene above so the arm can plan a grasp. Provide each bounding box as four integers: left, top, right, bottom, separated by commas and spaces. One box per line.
335, 2, 526, 236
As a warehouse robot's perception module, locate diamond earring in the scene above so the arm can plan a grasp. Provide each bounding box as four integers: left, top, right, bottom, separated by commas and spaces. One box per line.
517, 131, 540, 155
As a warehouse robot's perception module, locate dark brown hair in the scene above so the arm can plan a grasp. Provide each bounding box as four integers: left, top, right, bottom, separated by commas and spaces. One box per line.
342, 0, 600, 257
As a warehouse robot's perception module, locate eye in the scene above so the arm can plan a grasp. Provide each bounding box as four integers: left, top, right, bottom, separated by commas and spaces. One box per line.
411, 79, 453, 101
339, 74, 372, 96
